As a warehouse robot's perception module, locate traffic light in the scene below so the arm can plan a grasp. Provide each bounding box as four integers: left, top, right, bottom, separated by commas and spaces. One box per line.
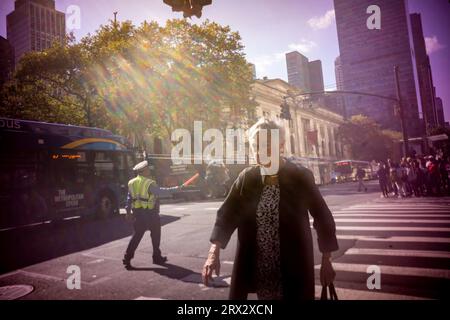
163, 0, 212, 18
280, 101, 291, 120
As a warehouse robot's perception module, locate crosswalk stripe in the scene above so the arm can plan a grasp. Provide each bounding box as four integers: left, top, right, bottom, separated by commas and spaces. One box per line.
328, 199, 450, 298
332, 214, 450, 218
313, 285, 427, 300
349, 204, 450, 207
345, 248, 450, 258
319, 218, 450, 223
315, 262, 450, 279
336, 235, 450, 243
336, 210, 450, 213
371, 203, 448, 205
347, 206, 450, 210
335, 226, 450, 232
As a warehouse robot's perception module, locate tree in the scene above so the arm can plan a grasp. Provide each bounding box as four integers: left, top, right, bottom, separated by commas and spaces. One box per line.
337, 115, 402, 161
0, 19, 256, 150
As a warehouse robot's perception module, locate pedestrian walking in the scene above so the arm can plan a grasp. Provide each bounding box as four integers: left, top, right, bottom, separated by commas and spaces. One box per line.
377, 163, 389, 198
123, 160, 184, 269
202, 118, 338, 300
387, 159, 398, 196
395, 163, 407, 198
356, 166, 367, 192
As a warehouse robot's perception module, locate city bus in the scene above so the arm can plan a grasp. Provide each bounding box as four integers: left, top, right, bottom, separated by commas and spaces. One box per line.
333, 160, 375, 182
0, 118, 136, 230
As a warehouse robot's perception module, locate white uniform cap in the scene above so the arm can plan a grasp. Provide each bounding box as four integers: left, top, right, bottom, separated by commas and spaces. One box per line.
133, 160, 149, 172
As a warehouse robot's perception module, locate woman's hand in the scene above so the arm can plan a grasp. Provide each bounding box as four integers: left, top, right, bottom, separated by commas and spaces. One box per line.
202, 244, 221, 286
320, 253, 336, 287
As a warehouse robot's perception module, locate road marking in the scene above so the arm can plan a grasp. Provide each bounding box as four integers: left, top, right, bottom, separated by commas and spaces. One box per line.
346, 206, 450, 210
328, 219, 450, 224
314, 285, 427, 300
336, 226, 450, 232
17, 270, 64, 282
336, 210, 450, 214
82, 252, 122, 261
317, 262, 450, 279
86, 259, 105, 264
332, 214, 450, 218
134, 296, 165, 300
345, 248, 450, 258
180, 273, 231, 287
336, 235, 450, 243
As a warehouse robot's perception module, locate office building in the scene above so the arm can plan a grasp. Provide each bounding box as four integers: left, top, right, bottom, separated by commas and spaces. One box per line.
334, 0, 420, 134
7, 0, 65, 65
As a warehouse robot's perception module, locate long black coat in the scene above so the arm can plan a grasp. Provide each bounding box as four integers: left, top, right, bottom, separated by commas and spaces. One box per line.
210, 159, 338, 300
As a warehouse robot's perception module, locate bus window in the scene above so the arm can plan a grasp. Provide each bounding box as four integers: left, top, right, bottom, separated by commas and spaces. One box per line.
115, 153, 129, 186
94, 152, 115, 183
51, 152, 89, 187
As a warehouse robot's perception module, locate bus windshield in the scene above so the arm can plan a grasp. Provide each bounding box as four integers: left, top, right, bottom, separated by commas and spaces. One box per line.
333, 160, 373, 182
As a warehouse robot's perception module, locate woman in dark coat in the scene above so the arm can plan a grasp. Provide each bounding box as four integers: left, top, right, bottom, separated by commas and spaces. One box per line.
201, 118, 338, 300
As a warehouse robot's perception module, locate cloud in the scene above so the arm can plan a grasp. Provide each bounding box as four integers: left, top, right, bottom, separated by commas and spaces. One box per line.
425, 36, 445, 54
307, 9, 335, 30
253, 53, 285, 74
251, 40, 318, 76
287, 39, 318, 54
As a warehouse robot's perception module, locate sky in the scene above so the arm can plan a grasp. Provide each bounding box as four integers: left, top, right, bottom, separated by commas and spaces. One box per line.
1, 0, 449, 120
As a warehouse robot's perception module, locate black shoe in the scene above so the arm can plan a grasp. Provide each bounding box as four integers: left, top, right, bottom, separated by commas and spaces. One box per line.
153, 256, 167, 265
123, 258, 132, 270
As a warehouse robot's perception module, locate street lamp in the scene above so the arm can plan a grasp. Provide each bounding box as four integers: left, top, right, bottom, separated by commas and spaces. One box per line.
394, 65, 409, 158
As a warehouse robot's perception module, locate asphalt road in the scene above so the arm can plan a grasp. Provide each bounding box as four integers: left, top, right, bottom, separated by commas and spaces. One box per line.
1, 180, 449, 300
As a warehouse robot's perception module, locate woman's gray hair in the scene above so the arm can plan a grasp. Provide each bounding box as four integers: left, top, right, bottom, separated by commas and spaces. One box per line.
248, 117, 286, 160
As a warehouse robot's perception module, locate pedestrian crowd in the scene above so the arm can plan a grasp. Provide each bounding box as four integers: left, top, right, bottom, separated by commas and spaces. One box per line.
376, 154, 450, 198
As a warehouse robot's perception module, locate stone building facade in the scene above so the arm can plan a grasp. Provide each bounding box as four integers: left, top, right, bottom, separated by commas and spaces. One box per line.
252, 78, 348, 184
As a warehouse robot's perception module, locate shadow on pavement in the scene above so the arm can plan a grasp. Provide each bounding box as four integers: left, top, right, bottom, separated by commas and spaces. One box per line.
0, 214, 180, 274
129, 263, 229, 287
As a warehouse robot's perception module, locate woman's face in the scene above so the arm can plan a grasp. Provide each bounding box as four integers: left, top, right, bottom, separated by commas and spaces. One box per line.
255, 130, 284, 167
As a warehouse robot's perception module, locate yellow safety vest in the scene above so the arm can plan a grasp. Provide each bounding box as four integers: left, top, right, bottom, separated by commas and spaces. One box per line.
128, 175, 156, 210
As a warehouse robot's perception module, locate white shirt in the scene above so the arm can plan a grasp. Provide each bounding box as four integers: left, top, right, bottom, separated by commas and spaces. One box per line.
259, 163, 280, 183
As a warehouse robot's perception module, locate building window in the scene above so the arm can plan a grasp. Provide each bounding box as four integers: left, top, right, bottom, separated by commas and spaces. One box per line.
290, 135, 296, 155
41, 9, 45, 32
51, 12, 55, 34
302, 118, 311, 155
47, 10, 51, 34
328, 129, 334, 157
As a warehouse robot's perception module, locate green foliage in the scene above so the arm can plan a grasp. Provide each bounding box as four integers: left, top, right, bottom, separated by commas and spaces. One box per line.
429, 125, 450, 137
338, 114, 401, 161
0, 19, 256, 149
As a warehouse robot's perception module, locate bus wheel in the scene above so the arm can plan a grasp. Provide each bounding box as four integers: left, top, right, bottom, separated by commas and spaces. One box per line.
97, 193, 116, 219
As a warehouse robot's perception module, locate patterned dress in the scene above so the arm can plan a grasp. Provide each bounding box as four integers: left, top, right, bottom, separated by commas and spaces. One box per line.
255, 184, 283, 300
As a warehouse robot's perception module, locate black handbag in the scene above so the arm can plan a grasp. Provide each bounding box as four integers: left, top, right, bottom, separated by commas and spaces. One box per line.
320, 283, 339, 300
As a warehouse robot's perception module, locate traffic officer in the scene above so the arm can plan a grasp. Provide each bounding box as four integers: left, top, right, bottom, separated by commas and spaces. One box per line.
123, 160, 183, 269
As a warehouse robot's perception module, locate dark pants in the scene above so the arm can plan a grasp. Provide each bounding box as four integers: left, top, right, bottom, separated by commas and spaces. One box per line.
379, 180, 389, 197
124, 209, 162, 261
